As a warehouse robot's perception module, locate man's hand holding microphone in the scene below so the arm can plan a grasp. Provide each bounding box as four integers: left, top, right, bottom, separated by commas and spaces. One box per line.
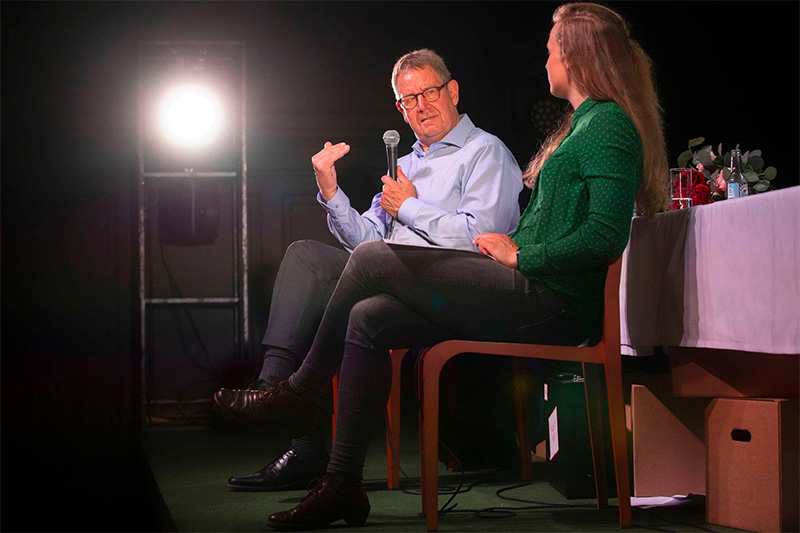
311, 130, 416, 218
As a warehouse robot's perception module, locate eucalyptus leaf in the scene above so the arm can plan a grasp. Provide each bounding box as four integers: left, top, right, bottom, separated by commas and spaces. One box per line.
689, 137, 705, 148
697, 149, 716, 169
678, 138, 777, 194
748, 155, 764, 172
678, 150, 693, 169
709, 169, 721, 191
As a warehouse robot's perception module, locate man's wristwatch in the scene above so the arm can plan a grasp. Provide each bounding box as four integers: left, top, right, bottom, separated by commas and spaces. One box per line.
515, 248, 521, 269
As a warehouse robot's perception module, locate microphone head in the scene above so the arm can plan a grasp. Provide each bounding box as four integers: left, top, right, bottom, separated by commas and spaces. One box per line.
383, 129, 400, 147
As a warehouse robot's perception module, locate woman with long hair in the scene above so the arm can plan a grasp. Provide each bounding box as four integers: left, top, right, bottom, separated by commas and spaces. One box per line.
215, 3, 668, 530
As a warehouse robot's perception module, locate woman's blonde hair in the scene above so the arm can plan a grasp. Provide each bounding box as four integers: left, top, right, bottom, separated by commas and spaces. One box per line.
524, 2, 668, 217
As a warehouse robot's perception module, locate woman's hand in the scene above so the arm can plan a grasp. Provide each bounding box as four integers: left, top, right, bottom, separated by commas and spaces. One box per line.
473, 233, 519, 269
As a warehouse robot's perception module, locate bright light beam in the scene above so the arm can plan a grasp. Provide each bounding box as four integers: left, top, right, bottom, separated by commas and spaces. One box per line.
160, 85, 222, 147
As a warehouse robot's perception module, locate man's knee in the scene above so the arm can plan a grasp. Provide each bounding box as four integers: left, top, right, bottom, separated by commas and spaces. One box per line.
284, 239, 327, 264
281, 240, 349, 274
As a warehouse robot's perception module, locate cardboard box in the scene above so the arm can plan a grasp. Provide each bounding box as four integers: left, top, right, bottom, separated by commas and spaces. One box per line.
632, 381, 709, 497
670, 346, 799, 398
706, 398, 799, 532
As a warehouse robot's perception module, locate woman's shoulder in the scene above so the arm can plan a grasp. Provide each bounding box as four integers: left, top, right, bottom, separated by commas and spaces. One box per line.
585, 100, 631, 122
581, 100, 638, 138
572, 100, 642, 162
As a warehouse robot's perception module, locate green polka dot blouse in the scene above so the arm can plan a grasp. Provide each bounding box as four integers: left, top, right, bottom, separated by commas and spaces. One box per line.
513, 98, 642, 339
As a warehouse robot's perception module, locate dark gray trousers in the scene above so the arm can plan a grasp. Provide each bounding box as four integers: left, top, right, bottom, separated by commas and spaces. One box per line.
257, 240, 350, 458
259, 240, 350, 378
287, 240, 584, 476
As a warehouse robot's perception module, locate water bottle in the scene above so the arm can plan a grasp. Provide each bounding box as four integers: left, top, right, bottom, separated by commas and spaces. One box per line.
726, 148, 749, 199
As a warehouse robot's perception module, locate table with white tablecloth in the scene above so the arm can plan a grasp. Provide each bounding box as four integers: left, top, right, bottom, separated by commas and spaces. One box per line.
618, 188, 798, 532
620, 185, 800, 357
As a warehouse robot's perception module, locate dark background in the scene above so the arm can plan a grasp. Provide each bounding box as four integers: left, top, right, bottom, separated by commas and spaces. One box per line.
2, 1, 798, 531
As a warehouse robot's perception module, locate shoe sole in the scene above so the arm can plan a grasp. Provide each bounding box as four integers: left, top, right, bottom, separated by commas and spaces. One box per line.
212, 394, 261, 428
212, 392, 316, 433
211, 402, 247, 427
265, 509, 369, 531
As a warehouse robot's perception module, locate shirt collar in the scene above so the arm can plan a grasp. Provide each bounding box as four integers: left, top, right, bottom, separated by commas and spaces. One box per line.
570, 98, 598, 130
412, 114, 474, 155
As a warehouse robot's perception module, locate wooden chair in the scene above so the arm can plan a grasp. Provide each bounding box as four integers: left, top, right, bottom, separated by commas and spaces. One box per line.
405, 257, 630, 531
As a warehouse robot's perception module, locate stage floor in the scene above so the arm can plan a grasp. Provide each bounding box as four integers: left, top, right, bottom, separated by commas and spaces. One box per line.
138, 418, 742, 532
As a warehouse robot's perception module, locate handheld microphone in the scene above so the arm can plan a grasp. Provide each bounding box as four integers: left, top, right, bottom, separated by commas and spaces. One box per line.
383, 129, 400, 180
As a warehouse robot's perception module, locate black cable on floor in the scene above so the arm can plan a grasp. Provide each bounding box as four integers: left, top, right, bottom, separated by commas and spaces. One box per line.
385, 351, 613, 523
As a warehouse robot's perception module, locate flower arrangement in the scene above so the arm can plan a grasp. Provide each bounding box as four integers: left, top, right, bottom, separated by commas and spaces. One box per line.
677, 137, 778, 201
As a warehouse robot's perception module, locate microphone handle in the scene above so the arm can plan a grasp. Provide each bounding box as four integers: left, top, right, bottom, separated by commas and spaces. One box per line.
386, 145, 398, 180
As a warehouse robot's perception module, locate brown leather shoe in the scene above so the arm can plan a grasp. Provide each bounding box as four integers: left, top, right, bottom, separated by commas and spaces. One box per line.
213, 380, 319, 431
266, 474, 370, 530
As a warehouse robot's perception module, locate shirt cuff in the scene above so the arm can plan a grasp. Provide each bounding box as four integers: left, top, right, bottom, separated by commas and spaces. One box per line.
317, 188, 349, 215
516, 244, 537, 273
396, 196, 425, 227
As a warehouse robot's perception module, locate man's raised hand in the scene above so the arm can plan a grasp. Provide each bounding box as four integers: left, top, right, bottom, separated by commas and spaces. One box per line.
312, 141, 350, 202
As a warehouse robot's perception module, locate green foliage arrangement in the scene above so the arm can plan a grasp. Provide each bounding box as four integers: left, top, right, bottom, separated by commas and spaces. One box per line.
677, 137, 777, 201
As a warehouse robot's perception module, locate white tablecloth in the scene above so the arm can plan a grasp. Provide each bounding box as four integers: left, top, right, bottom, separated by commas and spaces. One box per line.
620, 186, 800, 356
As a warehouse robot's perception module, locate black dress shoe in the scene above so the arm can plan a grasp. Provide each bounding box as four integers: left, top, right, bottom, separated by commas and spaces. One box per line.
266, 474, 370, 530
227, 449, 328, 492
213, 380, 319, 431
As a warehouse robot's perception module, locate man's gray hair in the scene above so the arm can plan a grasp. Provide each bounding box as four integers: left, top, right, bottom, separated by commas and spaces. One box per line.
391, 49, 452, 99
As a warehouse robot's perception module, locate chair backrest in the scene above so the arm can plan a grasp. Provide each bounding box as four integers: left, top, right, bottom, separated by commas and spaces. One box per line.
600, 257, 623, 361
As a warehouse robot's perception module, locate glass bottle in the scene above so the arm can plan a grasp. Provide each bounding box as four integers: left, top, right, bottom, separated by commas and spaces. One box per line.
726, 148, 749, 199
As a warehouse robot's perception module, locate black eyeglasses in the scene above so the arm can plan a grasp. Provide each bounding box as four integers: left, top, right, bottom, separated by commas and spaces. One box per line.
397, 81, 450, 110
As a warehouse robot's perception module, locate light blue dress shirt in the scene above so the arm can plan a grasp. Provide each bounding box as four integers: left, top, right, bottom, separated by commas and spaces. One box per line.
318, 114, 523, 252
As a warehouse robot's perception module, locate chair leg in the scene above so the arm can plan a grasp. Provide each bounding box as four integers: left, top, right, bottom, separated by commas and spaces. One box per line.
603, 359, 632, 527
416, 350, 428, 517
512, 359, 533, 481
386, 349, 406, 490
420, 351, 449, 531
582, 363, 609, 509
331, 374, 339, 442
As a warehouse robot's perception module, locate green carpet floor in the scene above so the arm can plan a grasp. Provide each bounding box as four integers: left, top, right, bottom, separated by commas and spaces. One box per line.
139, 420, 744, 533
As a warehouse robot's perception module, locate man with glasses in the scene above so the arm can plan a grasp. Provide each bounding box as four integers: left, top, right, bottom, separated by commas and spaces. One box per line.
218, 48, 522, 492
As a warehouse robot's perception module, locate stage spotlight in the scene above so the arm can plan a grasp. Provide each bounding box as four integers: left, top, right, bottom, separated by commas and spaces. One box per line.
160, 84, 223, 148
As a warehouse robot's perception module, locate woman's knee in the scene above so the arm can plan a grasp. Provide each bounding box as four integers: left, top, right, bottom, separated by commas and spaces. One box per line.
345, 294, 438, 351
349, 240, 388, 266
345, 297, 389, 347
